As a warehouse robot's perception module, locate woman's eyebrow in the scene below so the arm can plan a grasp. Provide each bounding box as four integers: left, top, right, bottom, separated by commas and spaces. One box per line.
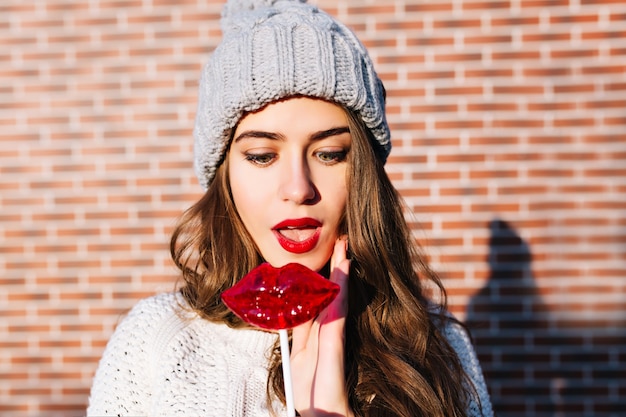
310, 126, 350, 140
233, 130, 282, 143
233, 126, 350, 143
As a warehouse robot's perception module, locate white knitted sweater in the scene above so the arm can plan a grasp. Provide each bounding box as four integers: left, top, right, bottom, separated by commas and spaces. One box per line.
87, 292, 493, 417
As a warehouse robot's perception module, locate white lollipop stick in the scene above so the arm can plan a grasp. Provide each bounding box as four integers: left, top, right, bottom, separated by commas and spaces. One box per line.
278, 328, 296, 417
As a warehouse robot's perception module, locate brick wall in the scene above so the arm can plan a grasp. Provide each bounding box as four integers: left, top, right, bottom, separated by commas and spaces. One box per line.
1, 1, 624, 416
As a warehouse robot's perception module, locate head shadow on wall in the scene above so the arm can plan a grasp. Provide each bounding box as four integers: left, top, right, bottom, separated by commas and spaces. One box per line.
465, 218, 625, 417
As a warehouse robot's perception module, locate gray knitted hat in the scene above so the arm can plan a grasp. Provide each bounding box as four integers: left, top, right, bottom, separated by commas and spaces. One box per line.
193, 0, 391, 190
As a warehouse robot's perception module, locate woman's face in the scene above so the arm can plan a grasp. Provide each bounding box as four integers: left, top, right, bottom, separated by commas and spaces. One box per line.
228, 97, 350, 271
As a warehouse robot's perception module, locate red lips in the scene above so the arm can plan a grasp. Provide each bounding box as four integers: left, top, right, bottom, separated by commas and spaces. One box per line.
272, 218, 322, 254
221, 262, 340, 330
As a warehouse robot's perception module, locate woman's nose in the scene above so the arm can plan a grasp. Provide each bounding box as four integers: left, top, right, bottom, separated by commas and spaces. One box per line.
278, 159, 317, 204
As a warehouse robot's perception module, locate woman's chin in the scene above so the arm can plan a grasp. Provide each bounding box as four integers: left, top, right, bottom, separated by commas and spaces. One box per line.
264, 254, 329, 274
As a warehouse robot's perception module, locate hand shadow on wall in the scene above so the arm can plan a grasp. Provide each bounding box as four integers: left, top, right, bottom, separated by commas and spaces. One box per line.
466, 219, 625, 417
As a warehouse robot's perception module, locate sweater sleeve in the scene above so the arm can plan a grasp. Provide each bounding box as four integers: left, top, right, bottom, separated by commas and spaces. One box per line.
87, 294, 178, 416
443, 320, 494, 417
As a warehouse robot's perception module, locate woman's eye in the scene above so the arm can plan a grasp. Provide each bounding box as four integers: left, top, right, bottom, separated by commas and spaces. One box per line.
316, 150, 348, 164
245, 153, 275, 166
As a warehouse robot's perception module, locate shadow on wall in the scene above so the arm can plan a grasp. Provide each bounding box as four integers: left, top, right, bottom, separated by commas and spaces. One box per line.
466, 219, 625, 417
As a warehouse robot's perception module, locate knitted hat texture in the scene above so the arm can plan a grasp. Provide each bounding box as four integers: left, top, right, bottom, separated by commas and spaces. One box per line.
193, 0, 391, 189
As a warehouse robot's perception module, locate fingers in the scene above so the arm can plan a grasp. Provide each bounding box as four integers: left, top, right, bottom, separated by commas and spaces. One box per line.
323, 237, 350, 322
330, 235, 348, 277
292, 236, 350, 354
310, 238, 351, 411
290, 237, 352, 415
290, 318, 313, 357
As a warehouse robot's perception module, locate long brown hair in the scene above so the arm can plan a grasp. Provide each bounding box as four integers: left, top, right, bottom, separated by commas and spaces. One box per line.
170, 154, 261, 325
171, 104, 475, 417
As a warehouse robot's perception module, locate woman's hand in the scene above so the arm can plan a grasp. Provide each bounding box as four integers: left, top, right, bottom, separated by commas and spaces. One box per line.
290, 237, 353, 417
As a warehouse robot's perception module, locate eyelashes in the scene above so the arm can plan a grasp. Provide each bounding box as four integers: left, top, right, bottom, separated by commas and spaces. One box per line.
244, 149, 349, 167
315, 150, 348, 164
244, 152, 275, 166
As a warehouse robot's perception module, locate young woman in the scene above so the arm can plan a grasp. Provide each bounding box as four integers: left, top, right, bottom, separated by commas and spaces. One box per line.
87, 1, 493, 416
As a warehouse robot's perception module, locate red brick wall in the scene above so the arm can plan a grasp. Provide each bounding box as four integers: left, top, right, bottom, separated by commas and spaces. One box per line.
1, 1, 624, 416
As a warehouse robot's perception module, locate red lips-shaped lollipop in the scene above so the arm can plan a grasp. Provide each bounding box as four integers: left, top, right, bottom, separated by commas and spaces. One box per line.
221, 262, 340, 330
